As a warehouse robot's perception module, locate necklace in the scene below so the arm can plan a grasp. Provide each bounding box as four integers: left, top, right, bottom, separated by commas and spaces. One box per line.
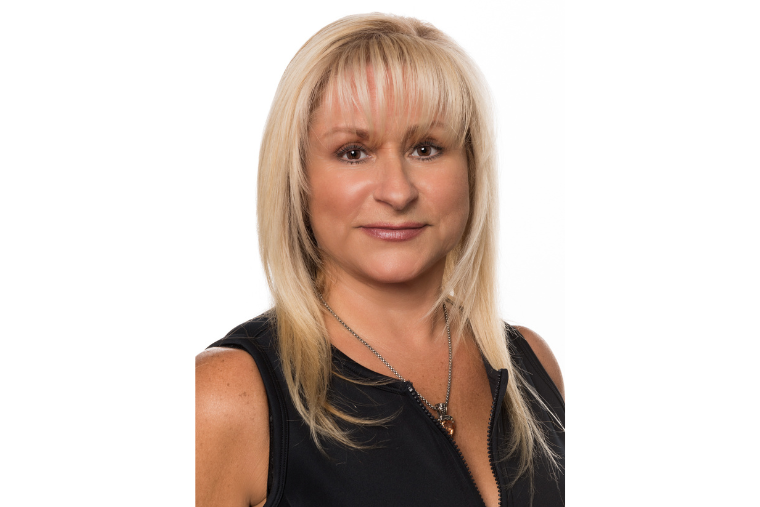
318, 294, 456, 437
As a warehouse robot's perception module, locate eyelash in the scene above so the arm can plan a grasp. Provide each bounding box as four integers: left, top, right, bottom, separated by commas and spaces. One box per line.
336, 144, 368, 165
335, 141, 444, 165
411, 141, 443, 160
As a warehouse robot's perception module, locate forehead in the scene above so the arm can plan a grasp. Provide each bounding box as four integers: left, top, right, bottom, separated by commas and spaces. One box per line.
308, 74, 462, 145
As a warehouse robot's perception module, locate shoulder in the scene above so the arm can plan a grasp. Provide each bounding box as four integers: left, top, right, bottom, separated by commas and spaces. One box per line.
195, 347, 269, 436
511, 325, 565, 400
196, 346, 268, 401
196, 346, 269, 507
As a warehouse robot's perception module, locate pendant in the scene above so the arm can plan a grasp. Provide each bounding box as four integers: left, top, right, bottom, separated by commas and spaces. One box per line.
440, 416, 456, 437
435, 403, 456, 437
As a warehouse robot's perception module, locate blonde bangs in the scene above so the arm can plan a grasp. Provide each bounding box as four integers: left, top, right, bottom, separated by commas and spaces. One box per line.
315, 33, 472, 150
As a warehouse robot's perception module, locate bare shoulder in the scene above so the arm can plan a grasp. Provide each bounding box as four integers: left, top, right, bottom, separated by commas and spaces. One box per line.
513, 326, 565, 400
196, 347, 269, 507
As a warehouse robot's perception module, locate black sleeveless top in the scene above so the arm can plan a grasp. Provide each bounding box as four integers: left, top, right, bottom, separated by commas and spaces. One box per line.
209, 313, 564, 507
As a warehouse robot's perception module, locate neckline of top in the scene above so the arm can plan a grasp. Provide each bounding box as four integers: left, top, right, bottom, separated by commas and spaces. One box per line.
330, 344, 408, 388
329, 343, 503, 389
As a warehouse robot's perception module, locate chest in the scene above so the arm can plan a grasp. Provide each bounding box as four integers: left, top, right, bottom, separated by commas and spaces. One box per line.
338, 336, 501, 497
444, 355, 502, 507
274, 356, 505, 507
329, 335, 503, 506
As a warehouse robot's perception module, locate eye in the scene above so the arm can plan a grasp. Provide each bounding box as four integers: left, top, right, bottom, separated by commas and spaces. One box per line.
410, 143, 442, 159
337, 145, 369, 163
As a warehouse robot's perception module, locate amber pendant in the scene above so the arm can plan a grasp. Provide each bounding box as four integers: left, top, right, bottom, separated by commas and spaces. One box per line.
435, 403, 456, 437
440, 416, 456, 437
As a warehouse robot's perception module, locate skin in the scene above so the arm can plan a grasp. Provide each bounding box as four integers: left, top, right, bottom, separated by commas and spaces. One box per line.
196, 347, 269, 507
306, 108, 470, 291
195, 87, 564, 507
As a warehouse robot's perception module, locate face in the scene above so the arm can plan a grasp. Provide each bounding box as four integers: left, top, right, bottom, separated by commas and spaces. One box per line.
305, 88, 470, 287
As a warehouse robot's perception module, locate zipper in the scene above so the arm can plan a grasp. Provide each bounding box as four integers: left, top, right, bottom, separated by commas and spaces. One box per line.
487, 370, 506, 507
405, 381, 499, 507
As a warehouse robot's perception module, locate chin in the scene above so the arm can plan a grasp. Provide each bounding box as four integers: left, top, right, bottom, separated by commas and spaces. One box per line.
365, 272, 421, 285
360, 258, 441, 285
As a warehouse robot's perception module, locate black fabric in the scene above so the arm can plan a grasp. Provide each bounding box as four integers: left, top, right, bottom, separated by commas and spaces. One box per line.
208, 312, 564, 507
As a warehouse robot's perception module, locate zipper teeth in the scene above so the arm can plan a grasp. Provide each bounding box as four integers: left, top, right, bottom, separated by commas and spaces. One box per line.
406, 383, 487, 506
487, 374, 503, 507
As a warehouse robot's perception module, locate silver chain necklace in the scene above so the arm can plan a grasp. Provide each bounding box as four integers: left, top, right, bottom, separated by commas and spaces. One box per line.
318, 294, 456, 437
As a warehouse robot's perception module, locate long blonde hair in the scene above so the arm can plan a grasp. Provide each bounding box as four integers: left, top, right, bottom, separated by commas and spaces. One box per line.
257, 12, 560, 488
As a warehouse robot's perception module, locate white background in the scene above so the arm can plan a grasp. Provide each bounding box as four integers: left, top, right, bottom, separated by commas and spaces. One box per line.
1, 1, 758, 505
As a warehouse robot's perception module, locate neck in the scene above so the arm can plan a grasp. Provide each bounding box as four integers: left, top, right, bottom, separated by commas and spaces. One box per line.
319, 260, 447, 349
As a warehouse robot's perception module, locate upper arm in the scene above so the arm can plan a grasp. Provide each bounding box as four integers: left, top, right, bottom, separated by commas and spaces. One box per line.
514, 326, 565, 400
196, 347, 269, 507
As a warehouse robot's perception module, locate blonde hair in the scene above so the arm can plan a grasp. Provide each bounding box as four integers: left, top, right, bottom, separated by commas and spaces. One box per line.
257, 12, 560, 490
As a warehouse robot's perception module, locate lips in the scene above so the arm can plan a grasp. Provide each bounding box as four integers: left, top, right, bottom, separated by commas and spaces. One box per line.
360, 222, 427, 242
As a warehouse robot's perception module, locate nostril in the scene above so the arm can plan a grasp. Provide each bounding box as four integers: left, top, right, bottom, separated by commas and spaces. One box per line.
372, 159, 418, 210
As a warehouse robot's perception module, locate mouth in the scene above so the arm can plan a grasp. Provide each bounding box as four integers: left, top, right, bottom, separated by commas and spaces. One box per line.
360, 222, 427, 242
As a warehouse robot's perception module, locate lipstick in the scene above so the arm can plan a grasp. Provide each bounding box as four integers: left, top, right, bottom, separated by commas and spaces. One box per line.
360, 222, 427, 242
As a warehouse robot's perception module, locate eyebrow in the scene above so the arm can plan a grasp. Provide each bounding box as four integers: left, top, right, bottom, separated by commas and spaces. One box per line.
321, 121, 449, 142
323, 127, 371, 139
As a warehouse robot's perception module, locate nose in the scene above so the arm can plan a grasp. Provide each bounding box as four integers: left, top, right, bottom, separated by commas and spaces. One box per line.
372, 154, 418, 210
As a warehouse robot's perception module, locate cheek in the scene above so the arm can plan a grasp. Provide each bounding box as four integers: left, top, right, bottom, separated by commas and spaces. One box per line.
436, 167, 471, 236
307, 171, 368, 245
307, 185, 336, 247
449, 183, 471, 240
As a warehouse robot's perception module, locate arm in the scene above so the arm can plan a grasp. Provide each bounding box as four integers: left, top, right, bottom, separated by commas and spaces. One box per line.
196, 347, 269, 507
514, 326, 565, 400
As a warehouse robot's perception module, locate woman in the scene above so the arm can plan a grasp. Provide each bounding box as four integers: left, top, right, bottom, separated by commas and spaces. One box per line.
196, 13, 564, 507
